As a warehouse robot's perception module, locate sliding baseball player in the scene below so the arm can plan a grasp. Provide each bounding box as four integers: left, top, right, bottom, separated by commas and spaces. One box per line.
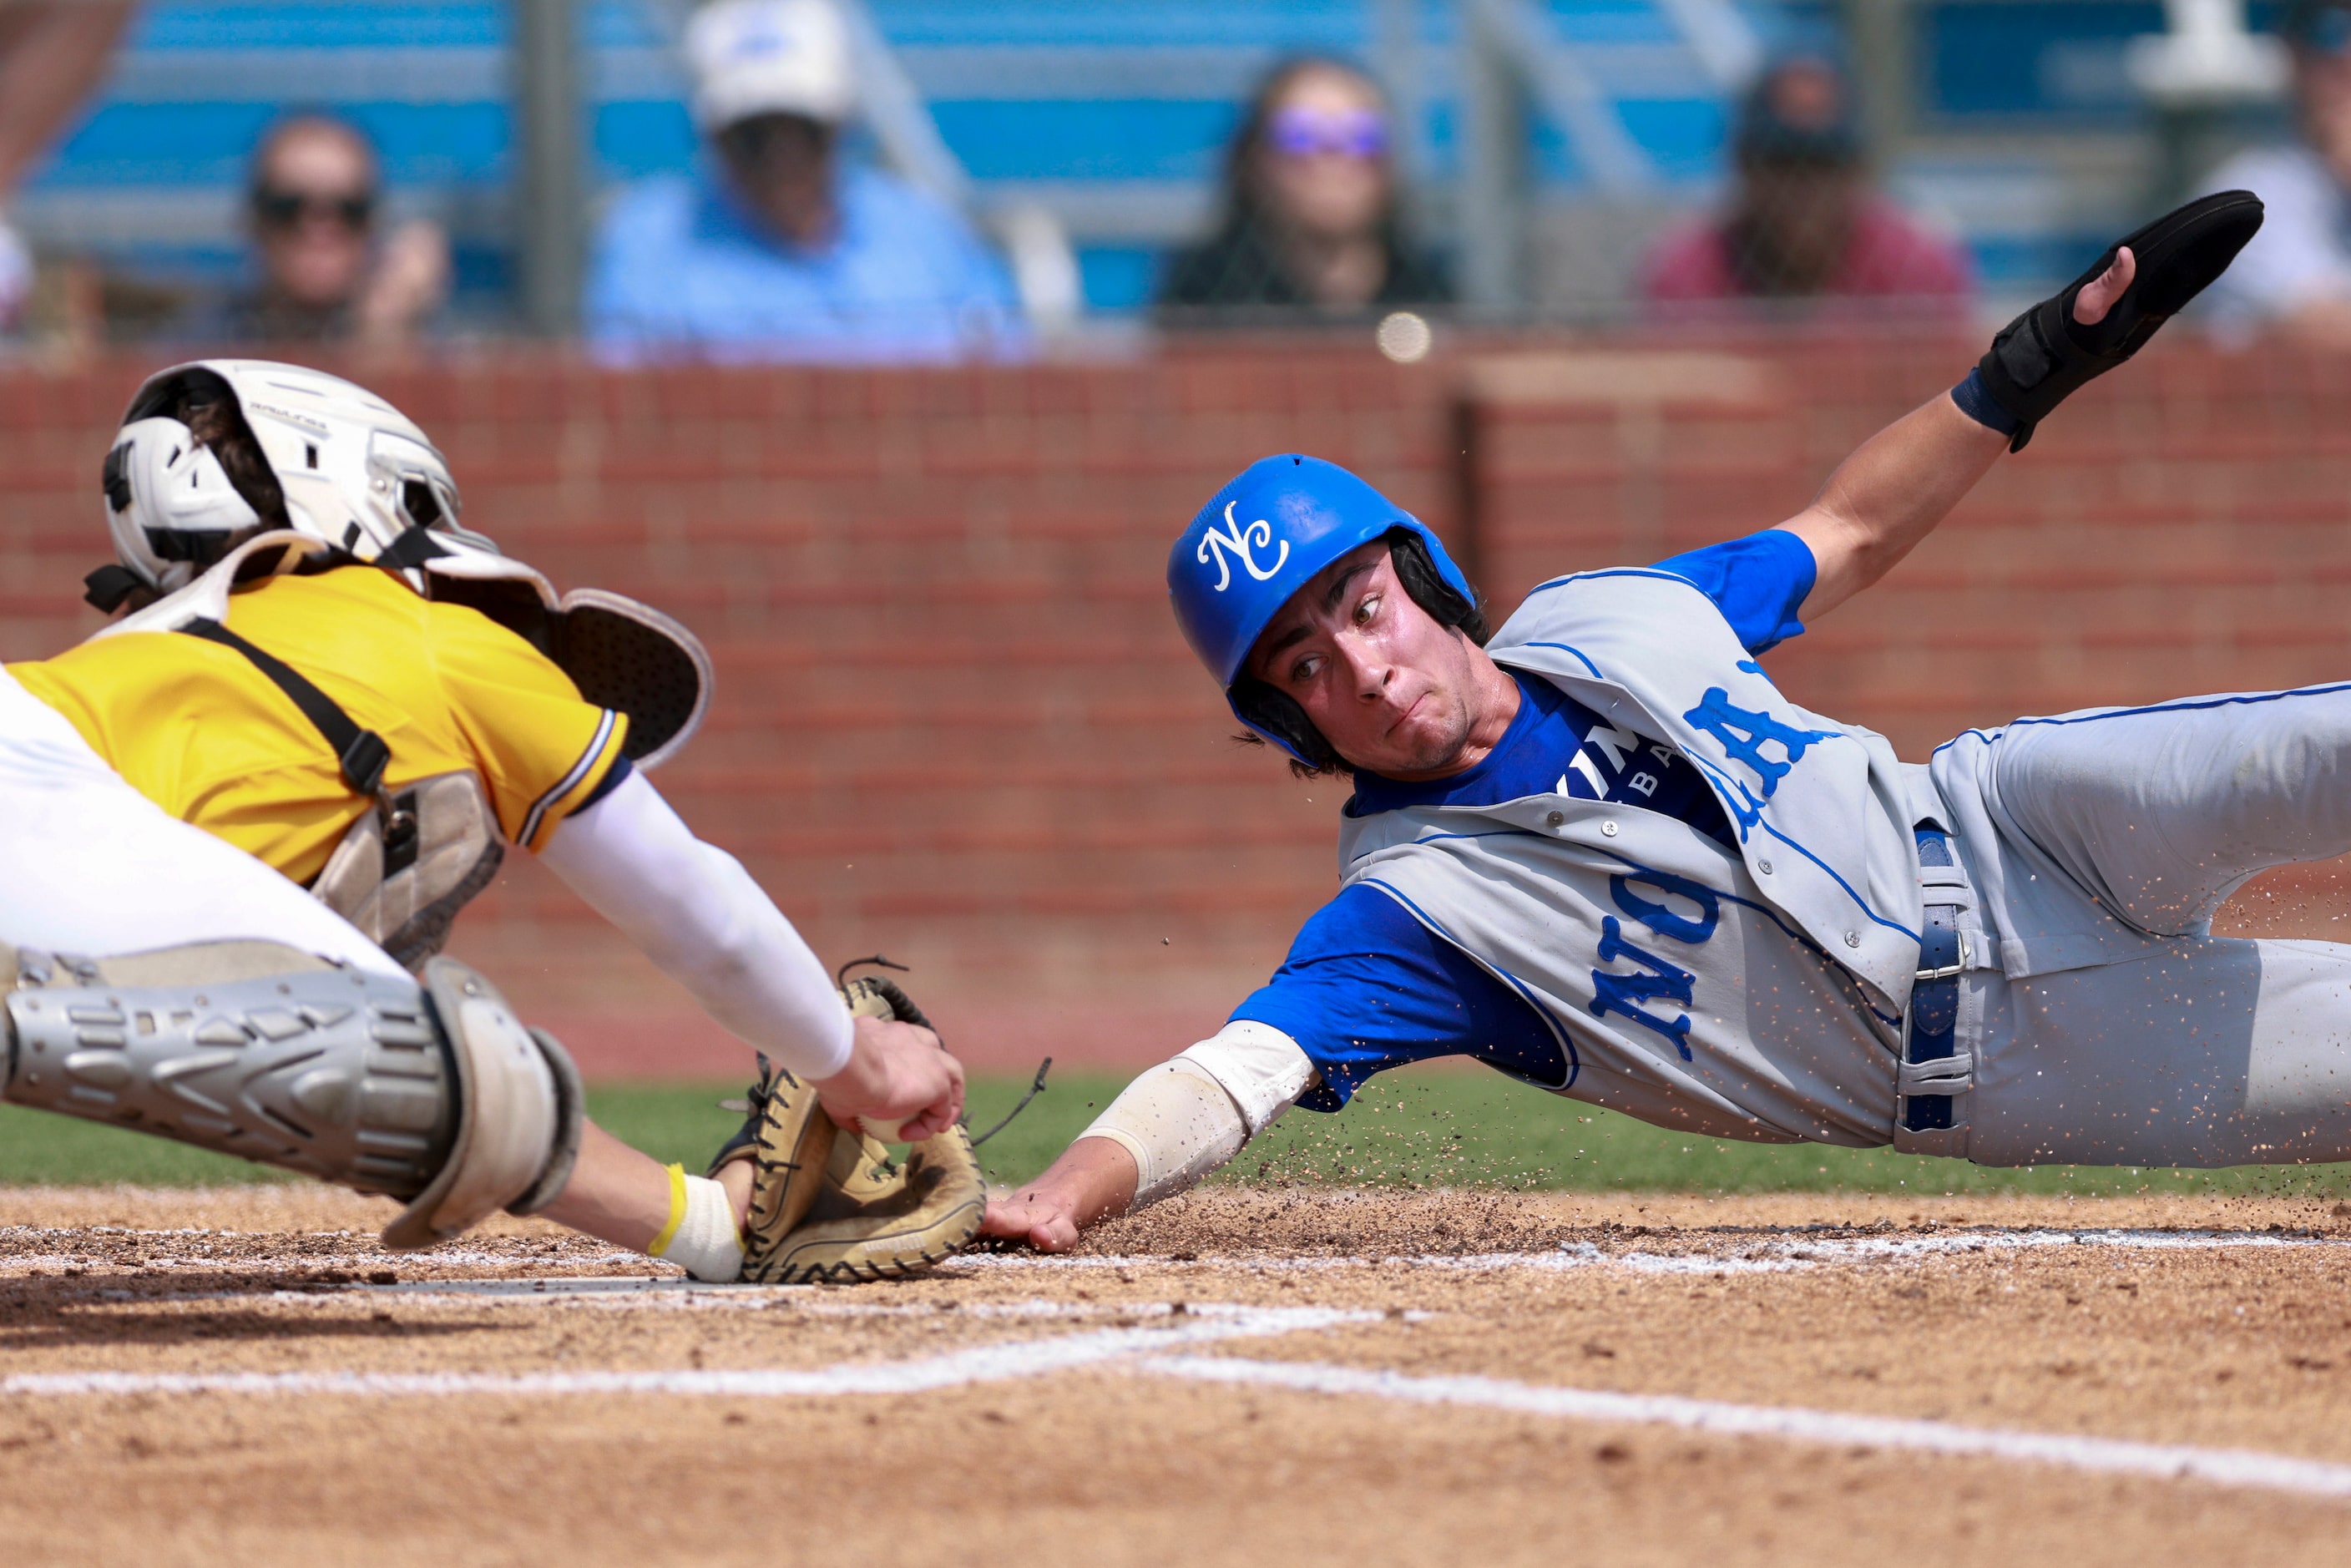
986, 193, 2325, 1250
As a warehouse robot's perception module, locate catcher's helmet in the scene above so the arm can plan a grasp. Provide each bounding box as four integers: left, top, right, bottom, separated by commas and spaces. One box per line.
93, 359, 715, 771
101, 359, 477, 599
1168, 453, 1474, 761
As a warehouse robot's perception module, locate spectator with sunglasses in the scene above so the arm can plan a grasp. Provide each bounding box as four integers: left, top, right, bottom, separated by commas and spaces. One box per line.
183, 113, 448, 347
584, 0, 1024, 363
1157, 57, 1450, 322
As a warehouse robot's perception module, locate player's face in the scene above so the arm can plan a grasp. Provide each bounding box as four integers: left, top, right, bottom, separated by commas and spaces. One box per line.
1248, 542, 1484, 777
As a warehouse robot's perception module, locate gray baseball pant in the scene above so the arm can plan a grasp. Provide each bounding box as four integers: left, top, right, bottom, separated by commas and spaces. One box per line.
1929, 681, 2351, 1166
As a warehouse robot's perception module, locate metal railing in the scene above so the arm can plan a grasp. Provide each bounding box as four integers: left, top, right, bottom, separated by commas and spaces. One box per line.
504, 0, 1755, 331
1459, 0, 1759, 312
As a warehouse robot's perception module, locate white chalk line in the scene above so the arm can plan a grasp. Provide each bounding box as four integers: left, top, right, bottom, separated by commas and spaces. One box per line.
1142, 1357, 2351, 1502
948, 1228, 2349, 1277
134, 1284, 1441, 1323
13, 1289, 2351, 1507
0, 1305, 1377, 1399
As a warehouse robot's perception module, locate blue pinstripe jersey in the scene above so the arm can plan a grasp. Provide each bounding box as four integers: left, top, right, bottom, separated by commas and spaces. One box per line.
1231, 529, 1818, 1111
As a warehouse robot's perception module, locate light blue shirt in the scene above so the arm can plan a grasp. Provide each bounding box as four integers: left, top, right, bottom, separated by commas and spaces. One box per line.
585, 162, 1028, 364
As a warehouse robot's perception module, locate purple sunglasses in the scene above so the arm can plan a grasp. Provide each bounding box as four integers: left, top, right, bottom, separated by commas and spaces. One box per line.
1266, 105, 1389, 159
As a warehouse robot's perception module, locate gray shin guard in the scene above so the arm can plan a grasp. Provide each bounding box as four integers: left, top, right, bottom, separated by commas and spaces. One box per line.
0, 943, 582, 1250
384, 956, 584, 1250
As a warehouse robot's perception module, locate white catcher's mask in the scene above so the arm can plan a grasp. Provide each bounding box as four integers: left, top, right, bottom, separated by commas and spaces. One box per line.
91, 359, 712, 770
104, 415, 264, 571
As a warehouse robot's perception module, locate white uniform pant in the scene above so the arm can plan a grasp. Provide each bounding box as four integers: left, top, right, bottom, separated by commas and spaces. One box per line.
0, 667, 403, 978
1934, 681, 2351, 1166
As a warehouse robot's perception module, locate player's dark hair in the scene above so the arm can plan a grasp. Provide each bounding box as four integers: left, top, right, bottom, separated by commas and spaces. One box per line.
88, 367, 295, 612
1231, 527, 1489, 780
121, 366, 291, 538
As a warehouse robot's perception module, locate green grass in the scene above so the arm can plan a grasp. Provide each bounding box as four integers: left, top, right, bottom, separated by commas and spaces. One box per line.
3, 1064, 2347, 1198
1226, 1066, 2351, 1199
0, 1104, 296, 1186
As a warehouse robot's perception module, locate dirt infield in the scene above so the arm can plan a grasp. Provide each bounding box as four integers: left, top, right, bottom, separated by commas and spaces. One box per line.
3, 1186, 2351, 1565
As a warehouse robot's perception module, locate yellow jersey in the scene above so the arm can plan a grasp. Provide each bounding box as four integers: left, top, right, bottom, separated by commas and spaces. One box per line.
8, 566, 630, 885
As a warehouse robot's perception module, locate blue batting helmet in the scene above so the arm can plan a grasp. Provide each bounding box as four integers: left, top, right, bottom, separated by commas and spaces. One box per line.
1168, 454, 1474, 750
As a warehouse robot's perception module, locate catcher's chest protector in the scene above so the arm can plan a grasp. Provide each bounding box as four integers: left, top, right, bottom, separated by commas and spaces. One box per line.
94, 534, 705, 970
310, 771, 503, 971
150, 580, 505, 964
171, 610, 503, 971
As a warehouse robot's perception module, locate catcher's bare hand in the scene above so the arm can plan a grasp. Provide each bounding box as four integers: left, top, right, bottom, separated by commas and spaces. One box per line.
811, 1014, 965, 1142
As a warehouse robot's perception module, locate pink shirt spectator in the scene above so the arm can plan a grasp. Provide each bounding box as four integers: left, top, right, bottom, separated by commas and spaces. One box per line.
1641, 199, 1975, 316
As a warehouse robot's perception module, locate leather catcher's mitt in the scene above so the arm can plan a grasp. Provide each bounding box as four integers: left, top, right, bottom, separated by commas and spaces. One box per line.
709, 1055, 834, 1261
714, 973, 985, 1285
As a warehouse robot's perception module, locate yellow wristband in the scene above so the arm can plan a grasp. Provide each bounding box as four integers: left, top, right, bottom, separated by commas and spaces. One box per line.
648, 1161, 689, 1257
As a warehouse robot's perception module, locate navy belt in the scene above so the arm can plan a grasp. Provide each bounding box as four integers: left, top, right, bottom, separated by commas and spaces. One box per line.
1904, 826, 1966, 1133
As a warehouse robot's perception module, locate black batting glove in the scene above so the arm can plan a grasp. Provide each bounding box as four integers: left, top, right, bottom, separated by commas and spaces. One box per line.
1977, 190, 2264, 452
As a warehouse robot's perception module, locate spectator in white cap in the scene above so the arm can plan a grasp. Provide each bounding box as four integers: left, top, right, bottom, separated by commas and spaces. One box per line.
585, 0, 1025, 362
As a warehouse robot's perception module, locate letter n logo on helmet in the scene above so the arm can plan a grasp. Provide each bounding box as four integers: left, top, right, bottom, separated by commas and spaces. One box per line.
1167, 454, 1480, 765
1196, 502, 1291, 592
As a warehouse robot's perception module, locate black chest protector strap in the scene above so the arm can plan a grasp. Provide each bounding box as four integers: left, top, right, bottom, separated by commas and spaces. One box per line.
173, 615, 504, 969
178, 616, 394, 800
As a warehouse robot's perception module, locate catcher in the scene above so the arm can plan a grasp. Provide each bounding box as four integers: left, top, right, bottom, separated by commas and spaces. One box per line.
5, 359, 983, 1282
984, 195, 2343, 1251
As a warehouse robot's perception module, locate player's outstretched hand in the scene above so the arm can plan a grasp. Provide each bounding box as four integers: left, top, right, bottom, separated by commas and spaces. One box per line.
811, 1014, 966, 1143
978, 1138, 1138, 1251
1976, 190, 2261, 450
981, 1186, 1084, 1252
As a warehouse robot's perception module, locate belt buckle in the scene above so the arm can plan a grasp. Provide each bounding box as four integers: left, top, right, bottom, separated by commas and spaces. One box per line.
1913, 909, 1967, 983
1914, 935, 1967, 982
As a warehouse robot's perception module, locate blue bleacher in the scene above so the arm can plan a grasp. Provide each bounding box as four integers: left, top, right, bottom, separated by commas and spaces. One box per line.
8, 0, 2268, 321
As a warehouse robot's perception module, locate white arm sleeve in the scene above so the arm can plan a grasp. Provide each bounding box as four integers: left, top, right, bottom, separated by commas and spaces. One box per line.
1078, 1020, 1317, 1210
537, 770, 853, 1078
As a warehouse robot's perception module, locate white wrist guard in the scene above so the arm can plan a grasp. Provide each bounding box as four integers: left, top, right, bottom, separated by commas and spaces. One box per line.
1079, 1022, 1316, 1211
651, 1168, 745, 1282
1176, 1020, 1317, 1135
1079, 1059, 1249, 1211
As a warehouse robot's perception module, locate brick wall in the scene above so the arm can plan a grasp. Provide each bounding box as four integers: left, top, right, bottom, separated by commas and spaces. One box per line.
6, 336, 2347, 1076
1462, 336, 2351, 753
